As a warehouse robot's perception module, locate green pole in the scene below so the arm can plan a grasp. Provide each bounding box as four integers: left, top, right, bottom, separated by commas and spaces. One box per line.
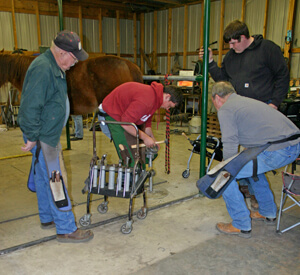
200, 0, 210, 178
57, 0, 63, 31
57, 0, 71, 150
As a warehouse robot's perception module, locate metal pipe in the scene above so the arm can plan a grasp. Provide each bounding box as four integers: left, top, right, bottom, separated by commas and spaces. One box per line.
200, 0, 210, 178
143, 75, 203, 82
57, 0, 71, 150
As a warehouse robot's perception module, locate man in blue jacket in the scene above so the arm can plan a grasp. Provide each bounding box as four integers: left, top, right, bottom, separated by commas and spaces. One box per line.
18, 30, 93, 243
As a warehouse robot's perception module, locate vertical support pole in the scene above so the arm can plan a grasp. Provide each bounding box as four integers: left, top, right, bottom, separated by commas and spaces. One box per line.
153, 11, 158, 72
35, 2, 41, 47
241, 0, 246, 22
140, 13, 145, 74
284, 0, 296, 63
167, 8, 172, 74
200, 2, 204, 48
217, 0, 225, 67
57, 0, 71, 150
183, 5, 188, 69
263, 0, 269, 38
116, 10, 120, 57
200, 0, 210, 178
99, 8, 103, 53
57, 0, 63, 31
11, 0, 18, 50
133, 13, 137, 64
79, 6, 83, 43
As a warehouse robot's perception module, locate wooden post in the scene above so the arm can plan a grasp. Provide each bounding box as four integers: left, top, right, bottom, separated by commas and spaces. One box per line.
133, 13, 137, 64
241, 0, 246, 22
218, 0, 225, 67
167, 8, 172, 74
35, 1, 41, 47
263, 0, 269, 38
79, 6, 83, 43
11, 0, 18, 49
98, 8, 103, 53
116, 10, 120, 57
200, 2, 204, 48
183, 5, 188, 68
140, 13, 145, 74
284, 0, 296, 61
153, 10, 158, 71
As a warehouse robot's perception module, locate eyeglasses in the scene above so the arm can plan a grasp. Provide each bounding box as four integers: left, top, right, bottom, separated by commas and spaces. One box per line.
68, 52, 78, 64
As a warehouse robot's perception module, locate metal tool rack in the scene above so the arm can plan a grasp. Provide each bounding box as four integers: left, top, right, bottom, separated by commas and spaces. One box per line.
80, 120, 155, 234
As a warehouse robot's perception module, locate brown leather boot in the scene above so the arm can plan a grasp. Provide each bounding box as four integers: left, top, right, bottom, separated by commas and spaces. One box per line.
250, 211, 276, 225
216, 222, 251, 238
250, 195, 259, 210
41, 221, 55, 230
57, 229, 94, 243
239, 185, 251, 198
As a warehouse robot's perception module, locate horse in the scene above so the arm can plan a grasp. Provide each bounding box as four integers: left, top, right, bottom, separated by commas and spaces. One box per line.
0, 53, 143, 115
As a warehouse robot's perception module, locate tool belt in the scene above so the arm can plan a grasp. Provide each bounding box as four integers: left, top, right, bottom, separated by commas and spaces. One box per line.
197, 134, 300, 199
34, 141, 72, 211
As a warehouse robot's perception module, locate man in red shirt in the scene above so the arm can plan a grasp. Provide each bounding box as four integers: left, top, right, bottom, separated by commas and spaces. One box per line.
98, 81, 182, 166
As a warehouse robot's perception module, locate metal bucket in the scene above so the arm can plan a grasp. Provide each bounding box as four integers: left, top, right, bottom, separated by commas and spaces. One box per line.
189, 116, 201, 133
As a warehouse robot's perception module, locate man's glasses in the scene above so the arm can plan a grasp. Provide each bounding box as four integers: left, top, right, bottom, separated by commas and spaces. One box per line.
68, 52, 78, 64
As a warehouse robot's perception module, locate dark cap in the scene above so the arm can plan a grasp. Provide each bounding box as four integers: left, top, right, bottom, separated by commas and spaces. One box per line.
54, 30, 88, 61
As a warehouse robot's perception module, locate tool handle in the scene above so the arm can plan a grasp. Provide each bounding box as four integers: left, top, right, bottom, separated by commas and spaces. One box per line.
182, 132, 189, 140
131, 140, 165, 149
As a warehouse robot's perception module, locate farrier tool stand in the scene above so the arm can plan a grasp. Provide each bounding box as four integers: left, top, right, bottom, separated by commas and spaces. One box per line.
80, 120, 155, 234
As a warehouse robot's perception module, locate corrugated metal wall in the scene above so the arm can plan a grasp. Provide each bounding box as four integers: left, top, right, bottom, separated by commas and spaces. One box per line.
0, 0, 299, 103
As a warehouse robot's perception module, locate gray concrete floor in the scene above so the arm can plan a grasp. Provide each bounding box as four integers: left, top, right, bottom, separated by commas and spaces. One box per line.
0, 122, 299, 275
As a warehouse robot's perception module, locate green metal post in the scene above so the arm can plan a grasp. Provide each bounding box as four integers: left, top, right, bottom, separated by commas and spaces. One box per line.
200, 0, 210, 178
57, 0, 71, 150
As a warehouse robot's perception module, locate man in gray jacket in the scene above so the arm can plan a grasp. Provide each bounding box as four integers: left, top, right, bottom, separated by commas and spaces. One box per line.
211, 81, 300, 238
199, 20, 290, 208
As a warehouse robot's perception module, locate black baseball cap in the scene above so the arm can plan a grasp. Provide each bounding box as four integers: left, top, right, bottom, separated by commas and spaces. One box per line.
54, 30, 88, 61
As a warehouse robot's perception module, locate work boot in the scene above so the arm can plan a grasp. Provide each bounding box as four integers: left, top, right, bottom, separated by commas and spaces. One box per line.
239, 185, 251, 198
41, 221, 55, 230
250, 195, 259, 210
216, 222, 251, 238
250, 211, 276, 225
57, 229, 94, 243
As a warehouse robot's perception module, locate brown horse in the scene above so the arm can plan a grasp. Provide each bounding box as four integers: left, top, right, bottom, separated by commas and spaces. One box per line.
0, 53, 143, 114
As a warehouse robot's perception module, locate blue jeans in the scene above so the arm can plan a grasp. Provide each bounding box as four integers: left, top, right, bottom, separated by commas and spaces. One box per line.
222, 143, 300, 231
25, 136, 77, 234
72, 115, 83, 138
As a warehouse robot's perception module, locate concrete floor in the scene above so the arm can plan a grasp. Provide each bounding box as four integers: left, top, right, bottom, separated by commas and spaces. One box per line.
0, 121, 299, 275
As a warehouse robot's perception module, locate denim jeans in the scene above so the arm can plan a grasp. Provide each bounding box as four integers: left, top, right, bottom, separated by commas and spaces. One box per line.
222, 143, 300, 231
25, 135, 77, 234
72, 115, 83, 138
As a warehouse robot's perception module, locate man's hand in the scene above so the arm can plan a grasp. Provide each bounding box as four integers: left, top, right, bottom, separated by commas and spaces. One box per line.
144, 127, 160, 149
199, 47, 213, 63
142, 135, 156, 148
122, 125, 158, 149
21, 140, 36, 152
268, 103, 278, 110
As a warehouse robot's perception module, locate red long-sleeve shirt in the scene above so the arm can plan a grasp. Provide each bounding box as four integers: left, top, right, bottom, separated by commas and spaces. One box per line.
102, 82, 163, 128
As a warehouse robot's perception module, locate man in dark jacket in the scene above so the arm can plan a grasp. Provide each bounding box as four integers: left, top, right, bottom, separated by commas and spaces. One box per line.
199, 20, 290, 209
199, 20, 289, 109
18, 30, 93, 243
